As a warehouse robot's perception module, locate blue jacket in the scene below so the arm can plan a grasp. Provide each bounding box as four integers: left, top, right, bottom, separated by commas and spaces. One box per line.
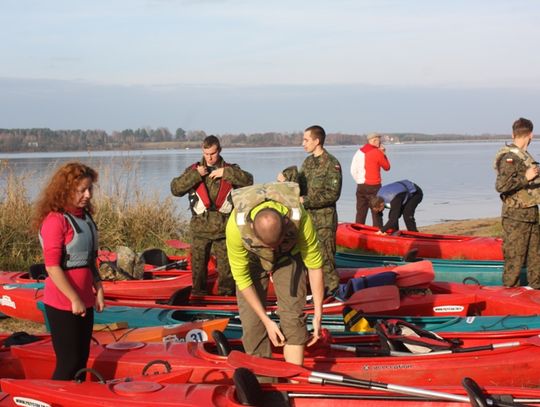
378, 180, 417, 208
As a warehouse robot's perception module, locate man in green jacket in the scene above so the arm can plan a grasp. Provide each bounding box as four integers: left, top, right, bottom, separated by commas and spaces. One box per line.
278, 125, 342, 294
226, 182, 325, 366
171, 135, 253, 296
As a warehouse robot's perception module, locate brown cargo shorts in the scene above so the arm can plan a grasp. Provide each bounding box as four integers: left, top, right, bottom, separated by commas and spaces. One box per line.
237, 255, 308, 358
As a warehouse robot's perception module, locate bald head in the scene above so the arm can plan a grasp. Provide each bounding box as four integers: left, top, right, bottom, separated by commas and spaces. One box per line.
252, 208, 285, 247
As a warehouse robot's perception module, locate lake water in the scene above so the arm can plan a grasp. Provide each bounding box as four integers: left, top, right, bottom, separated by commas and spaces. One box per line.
1, 141, 534, 227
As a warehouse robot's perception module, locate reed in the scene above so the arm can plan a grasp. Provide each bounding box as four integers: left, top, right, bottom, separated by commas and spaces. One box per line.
0, 161, 41, 270
0, 160, 188, 271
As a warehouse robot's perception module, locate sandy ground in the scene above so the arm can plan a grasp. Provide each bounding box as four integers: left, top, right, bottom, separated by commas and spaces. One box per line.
419, 217, 500, 237
0, 217, 502, 334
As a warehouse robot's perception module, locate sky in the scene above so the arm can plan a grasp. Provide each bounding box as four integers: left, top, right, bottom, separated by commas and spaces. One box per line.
1, 0, 540, 135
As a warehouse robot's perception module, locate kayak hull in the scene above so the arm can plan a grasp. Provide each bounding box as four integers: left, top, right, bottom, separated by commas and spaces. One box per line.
3, 377, 540, 407
335, 251, 527, 286
10, 337, 540, 388
337, 223, 503, 260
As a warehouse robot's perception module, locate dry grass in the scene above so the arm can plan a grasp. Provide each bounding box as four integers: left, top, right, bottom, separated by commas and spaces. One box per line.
0, 160, 189, 272
0, 161, 42, 270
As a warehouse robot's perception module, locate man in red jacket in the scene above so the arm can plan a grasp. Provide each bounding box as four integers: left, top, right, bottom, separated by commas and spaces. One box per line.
350, 133, 391, 226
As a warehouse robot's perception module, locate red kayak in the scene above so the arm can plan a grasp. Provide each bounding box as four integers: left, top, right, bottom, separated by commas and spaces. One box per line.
4, 262, 540, 326
0, 253, 219, 302
0, 332, 49, 379
3, 369, 540, 407
337, 223, 503, 260
10, 332, 540, 388
0, 269, 216, 303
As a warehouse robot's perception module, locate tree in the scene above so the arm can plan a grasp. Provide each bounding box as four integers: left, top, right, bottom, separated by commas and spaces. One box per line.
175, 128, 186, 141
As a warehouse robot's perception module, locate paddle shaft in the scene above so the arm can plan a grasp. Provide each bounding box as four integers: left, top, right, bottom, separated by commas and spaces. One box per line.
227, 351, 526, 407
286, 392, 539, 404
148, 260, 188, 272
332, 336, 539, 356
308, 372, 526, 406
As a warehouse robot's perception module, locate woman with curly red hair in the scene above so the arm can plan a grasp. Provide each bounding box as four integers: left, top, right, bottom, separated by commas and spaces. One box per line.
32, 162, 105, 380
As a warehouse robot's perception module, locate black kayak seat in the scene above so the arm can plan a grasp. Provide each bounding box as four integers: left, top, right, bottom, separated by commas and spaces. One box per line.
140, 248, 169, 266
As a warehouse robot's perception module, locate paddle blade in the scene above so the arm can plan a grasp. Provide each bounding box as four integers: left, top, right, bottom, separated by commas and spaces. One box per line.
525, 334, 540, 347
346, 285, 400, 312
227, 350, 307, 379
392, 260, 435, 287
165, 239, 191, 250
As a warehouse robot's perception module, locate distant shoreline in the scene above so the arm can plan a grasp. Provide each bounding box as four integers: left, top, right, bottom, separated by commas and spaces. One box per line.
0, 139, 509, 157
0, 130, 510, 154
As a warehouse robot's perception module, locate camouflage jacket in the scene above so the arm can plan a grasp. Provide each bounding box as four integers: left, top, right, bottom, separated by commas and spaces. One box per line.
170, 157, 253, 237
283, 149, 342, 228
495, 144, 540, 222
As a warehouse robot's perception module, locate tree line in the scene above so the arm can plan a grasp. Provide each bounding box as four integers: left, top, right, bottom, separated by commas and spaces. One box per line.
0, 127, 508, 153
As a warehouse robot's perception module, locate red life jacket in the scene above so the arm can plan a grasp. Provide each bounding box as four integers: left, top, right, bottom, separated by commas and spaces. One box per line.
189, 162, 233, 214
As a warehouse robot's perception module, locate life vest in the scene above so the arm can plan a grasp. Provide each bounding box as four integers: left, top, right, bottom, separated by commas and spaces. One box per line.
493, 144, 540, 208
188, 162, 233, 215
336, 271, 397, 300
377, 180, 417, 208
232, 182, 302, 272
39, 211, 98, 270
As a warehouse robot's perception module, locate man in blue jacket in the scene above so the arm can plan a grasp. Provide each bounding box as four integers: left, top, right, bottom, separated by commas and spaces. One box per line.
369, 180, 423, 233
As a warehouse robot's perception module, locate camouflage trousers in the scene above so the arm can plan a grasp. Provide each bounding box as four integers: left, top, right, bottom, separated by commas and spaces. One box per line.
316, 226, 340, 294
502, 217, 540, 288
191, 235, 235, 296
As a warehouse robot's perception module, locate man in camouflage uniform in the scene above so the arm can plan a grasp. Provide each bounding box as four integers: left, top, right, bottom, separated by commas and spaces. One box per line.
494, 117, 540, 288
171, 135, 253, 295
278, 125, 342, 294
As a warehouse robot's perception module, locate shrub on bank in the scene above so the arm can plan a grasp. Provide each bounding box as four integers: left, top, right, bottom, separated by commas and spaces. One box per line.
0, 161, 188, 271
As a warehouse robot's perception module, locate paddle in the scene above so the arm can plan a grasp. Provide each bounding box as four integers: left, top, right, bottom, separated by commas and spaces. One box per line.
147, 259, 188, 272
331, 334, 540, 357
390, 334, 540, 356
227, 350, 526, 406
165, 239, 191, 250
392, 260, 434, 287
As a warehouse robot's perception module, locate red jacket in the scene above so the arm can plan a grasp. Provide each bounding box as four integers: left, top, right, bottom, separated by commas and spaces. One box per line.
350, 144, 391, 185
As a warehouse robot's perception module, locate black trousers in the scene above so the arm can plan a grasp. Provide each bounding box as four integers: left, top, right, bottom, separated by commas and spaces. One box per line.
402, 187, 424, 232
44, 304, 94, 380
355, 183, 382, 226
